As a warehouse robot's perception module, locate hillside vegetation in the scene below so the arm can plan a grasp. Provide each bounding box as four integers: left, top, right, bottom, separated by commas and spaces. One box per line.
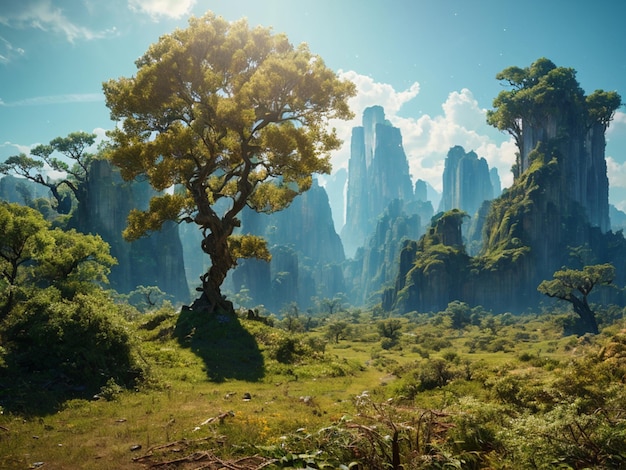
2, 301, 626, 469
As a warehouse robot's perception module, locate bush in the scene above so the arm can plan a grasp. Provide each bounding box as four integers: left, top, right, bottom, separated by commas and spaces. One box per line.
1, 289, 145, 411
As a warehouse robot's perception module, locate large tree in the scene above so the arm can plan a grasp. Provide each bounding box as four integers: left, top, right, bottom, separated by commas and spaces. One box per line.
537, 264, 615, 335
102, 12, 355, 314
0, 131, 96, 214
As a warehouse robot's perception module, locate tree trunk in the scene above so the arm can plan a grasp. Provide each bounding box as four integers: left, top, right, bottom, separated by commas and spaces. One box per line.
571, 296, 599, 335
190, 229, 236, 315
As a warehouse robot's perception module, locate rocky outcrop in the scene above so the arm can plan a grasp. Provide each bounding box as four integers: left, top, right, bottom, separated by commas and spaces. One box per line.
231, 179, 346, 312
438, 146, 494, 217
610, 205, 626, 232
72, 160, 189, 303
389, 59, 625, 314
0, 175, 50, 204
490, 168, 502, 198
342, 106, 415, 256
344, 199, 423, 305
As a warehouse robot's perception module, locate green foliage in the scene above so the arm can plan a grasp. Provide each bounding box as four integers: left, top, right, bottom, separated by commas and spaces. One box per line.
538, 264, 615, 335
376, 318, 403, 340
124, 285, 173, 313
0, 202, 115, 319
0, 290, 145, 412
325, 320, 351, 343
487, 57, 621, 180
103, 12, 356, 310
0, 131, 96, 215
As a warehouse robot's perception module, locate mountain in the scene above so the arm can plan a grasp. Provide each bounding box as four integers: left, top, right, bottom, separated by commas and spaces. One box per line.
342, 106, 415, 257
388, 58, 626, 316
438, 145, 494, 217
344, 199, 424, 305
230, 179, 345, 312
72, 160, 190, 303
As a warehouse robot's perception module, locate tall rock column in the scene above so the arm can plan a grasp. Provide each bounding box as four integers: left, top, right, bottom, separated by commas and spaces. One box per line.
439, 146, 494, 217
342, 106, 415, 256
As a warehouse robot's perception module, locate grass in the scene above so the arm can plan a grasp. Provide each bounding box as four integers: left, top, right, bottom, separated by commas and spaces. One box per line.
1, 307, 623, 469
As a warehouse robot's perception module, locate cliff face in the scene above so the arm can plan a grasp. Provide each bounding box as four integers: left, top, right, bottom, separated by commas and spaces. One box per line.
342, 106, 415, 256
344, 199, 423, 305
519, 118, 610, 232
73, 160, 189, 303
0, 175, 50, 204
438, 146, 494, 216
231, 179, 345, 312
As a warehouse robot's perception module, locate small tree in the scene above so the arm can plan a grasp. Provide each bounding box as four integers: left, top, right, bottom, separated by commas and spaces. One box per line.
103, 12, 355, 314
0, 202, 115, 320
377, 319, 403, 341
538, 264, 615, 335
0, 131, 96, 214
325, 320, 350, 344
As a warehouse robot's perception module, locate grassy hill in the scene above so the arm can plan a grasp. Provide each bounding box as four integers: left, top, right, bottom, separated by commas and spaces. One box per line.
2, 303, 626, 469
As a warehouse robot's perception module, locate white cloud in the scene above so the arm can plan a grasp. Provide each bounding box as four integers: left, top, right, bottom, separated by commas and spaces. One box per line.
1, 141, 33, 155
128, 0, 196, 20
607, 156, 626, 190
0, 37, 25, 64
0, 0, 115, 43
0, 93, 103, 107
329, 72, 515, 193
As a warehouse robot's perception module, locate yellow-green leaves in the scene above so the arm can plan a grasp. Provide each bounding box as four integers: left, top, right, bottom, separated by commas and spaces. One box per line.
228, 234, 271, 262
123, 194, 190, 241
103, 11, 355, 300
538, 264, 615, 299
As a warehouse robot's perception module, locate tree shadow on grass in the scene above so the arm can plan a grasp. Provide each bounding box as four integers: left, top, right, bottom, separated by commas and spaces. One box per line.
174, 307, 265, 382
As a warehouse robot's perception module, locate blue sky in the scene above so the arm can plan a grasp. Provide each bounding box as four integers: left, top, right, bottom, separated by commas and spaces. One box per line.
2, 0, 626, 214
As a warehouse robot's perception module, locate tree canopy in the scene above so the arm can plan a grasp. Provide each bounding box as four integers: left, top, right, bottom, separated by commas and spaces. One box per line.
102, 12, 355, 313
537, 264, 615, 335
0, 202, 115, 320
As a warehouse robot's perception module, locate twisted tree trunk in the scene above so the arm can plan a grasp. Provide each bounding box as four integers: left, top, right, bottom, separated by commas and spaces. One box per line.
190, 226, 236, 315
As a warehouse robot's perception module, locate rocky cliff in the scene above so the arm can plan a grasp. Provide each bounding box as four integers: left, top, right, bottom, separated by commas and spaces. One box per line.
231, 179, 346, 312
72, 160, 189, 303
342, 106, 415, 256
0, 175, 50, 204
438, 146, 494, 217
389, 58, 625, 315
344, 199, 423, 305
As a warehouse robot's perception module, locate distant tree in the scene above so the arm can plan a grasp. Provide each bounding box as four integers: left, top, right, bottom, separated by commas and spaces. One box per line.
126, 285, 172, 312
325, 320, 350, 344
377, 318, 403, 341
319, 295, 345, 315
0, 131, 96, 214
537, 264, 615, 335
102, 12, 355, 315
440, 301, 473, 330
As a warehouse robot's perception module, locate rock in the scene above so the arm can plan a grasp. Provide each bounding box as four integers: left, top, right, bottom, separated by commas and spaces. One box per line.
342, 106, 415, 257
73, 160, 189, 303
232, 179, 345, 312
438, 146, 494, 217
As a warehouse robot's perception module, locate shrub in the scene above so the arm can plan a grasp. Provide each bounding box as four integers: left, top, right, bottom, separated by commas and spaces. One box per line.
1, 289, 145, 409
